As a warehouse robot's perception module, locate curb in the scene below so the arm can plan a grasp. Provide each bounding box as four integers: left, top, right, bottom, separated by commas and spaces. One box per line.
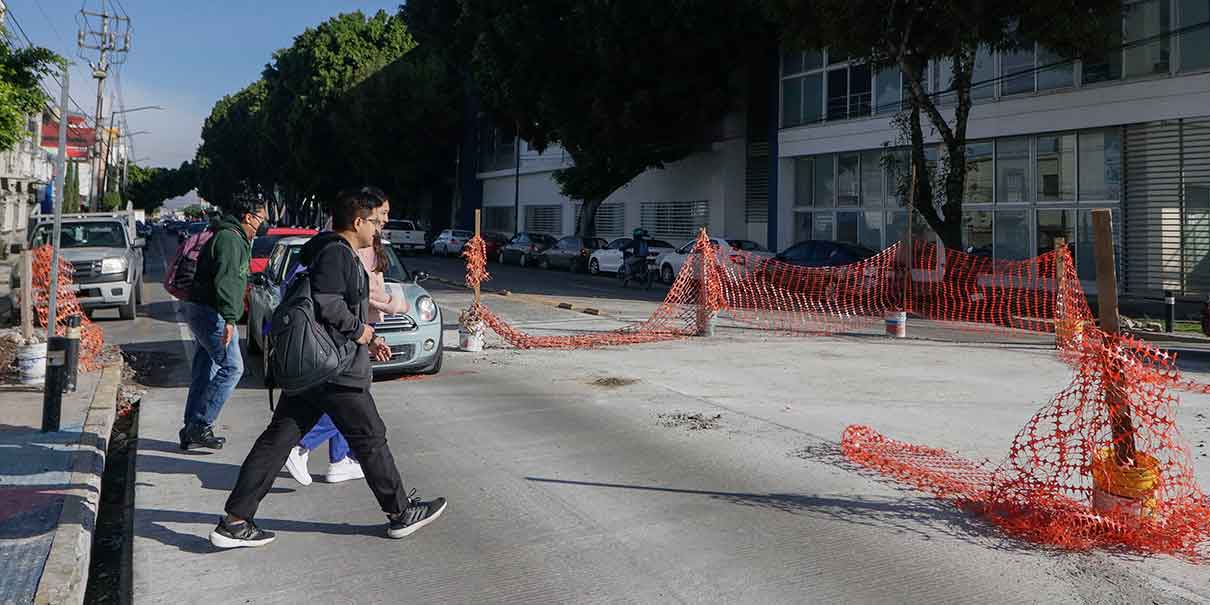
1126, 329, 1210, 345
33, 361, 124, 605
430, 275, 610, 318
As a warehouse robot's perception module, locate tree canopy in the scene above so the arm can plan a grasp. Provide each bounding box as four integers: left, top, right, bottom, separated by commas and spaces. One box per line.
0, 28, 60, 152
409, 0, 772, 236
125, 161, 197, 212
769, 0, 1121, 249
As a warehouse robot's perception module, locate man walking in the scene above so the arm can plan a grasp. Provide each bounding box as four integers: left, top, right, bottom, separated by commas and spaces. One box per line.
209, 187, 446, 548
180, 198, 267, 450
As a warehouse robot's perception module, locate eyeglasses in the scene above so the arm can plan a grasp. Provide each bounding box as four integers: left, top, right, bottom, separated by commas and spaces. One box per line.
366, 217, 386, 228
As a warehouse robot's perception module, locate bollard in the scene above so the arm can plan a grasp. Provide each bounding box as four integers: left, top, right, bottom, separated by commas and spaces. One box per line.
1164, 290, 1175, 333
41, 336, 68, 432
64, 314, 81, 392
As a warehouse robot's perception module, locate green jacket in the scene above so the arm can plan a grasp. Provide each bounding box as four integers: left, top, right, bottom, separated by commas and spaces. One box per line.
190, 215, 251, 323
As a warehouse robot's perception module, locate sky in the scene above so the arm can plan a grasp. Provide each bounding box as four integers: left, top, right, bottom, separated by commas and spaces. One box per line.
4, 0, 402, 176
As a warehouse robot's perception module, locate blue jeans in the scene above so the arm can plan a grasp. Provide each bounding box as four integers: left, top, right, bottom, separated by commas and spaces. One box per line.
183, 302, 244, 430
299, 414, 353, 463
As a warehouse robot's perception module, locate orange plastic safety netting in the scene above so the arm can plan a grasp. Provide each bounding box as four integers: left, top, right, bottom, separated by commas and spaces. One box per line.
31, 245, 106, 371
460, 228, 1210, 560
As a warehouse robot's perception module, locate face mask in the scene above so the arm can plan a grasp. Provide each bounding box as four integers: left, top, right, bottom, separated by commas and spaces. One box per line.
255, 220, 270, 237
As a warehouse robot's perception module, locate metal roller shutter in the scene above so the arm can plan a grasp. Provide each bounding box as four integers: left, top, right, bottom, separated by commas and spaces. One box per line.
524, 204, 562, 235
640, 200, 710, 241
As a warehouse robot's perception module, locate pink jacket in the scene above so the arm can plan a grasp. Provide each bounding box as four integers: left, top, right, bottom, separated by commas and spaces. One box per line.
357, 247, 407, 323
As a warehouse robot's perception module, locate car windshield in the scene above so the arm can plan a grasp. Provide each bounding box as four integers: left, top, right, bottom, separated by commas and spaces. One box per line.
32, 222, 126, 249
452, 230, 473, 238
386, 220, 414, 230
251, 236, 281, 258
380, 244, 411, 283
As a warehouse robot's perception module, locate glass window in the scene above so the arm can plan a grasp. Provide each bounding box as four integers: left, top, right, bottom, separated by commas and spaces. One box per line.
794, 157, 814, 207
971, 46, 996, 100
963, 210, 993, 257
805, 50, 824, 71
1038, 46, 1075, 90
1002, 43, 1036, 95
875, 68, 901, 114
1036, 209, 1076, 256
885, 148, 909, 206
1084, 11, 1124, 84
933, 58, 955, 106
997, 138, 1030, 203
837, 212, 860, 244
793, 212, 814, 243
782, 78, 803, 127
782, 50, 804, 75
837, 153, 860, 207
1123, 0, 1171, 78
849, 63, 872, 117
813, 212, 834, 241
1077, 208, 1121, 281
994, 210, 1031, 261
814, 155, 835, 207
828, 49, 848, 65
1079, 130, 1122, 200
1036, 133, 1076, 201
861, 150, 884, 207
886, 211, 932, 247
860, 211, 884, 250
965, 142, 994, 203
827, 68, 849, 120
803, 74, 824, 125
1180, 0, 1210, 71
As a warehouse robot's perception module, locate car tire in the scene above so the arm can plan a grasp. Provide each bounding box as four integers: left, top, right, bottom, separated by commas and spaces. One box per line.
589, 258, 600, 275
519, 253, 528, 268
539, 256, 549, 270
661, 264, 674, 284
135, 278, 144, 305
119, 293, 136, 320
422, 333, 443, 375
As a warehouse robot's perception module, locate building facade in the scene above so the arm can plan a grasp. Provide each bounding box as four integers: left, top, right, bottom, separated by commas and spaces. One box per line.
0, 113, 52, 253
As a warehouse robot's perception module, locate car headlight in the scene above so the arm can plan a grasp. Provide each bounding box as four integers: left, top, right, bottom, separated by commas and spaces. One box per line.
416, 295, 438, 322
100, 257, 128, 274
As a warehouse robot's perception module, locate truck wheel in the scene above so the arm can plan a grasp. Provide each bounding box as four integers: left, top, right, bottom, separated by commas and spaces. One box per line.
589, 258, 600, 275
119, 294, 136, 320
135, 278, 145, 305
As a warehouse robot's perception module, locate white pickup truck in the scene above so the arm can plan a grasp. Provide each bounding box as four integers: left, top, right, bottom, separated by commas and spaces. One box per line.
382, 219, 427, 254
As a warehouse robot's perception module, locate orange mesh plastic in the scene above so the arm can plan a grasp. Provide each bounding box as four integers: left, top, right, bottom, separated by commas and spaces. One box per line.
461, 231, 1210, 560
31, 245, 106, 371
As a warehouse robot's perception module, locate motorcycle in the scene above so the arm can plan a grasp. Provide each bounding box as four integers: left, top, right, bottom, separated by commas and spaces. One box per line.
618, 252, 656, 290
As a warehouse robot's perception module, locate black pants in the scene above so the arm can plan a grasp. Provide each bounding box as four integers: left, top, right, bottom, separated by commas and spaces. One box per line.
224, 383, 408, 520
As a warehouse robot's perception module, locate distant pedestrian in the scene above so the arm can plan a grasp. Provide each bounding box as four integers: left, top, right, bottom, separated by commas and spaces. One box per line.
179, 198, 267, 450
210, 187, 446, 549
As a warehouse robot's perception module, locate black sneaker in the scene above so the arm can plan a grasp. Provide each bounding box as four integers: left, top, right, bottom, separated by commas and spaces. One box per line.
180, 425, 226, 451
209, 517, 276, 549
387, 495, 447, 539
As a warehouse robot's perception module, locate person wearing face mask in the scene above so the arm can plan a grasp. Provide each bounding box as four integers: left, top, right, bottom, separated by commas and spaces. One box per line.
180, 197, 268, 450
282, 189, 408, 485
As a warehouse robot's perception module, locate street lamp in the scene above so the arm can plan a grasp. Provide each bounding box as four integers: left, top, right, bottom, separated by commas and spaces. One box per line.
94, 105, 164, 209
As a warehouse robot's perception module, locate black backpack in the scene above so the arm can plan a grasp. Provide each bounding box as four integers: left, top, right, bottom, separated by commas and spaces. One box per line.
268, 245, 359, 396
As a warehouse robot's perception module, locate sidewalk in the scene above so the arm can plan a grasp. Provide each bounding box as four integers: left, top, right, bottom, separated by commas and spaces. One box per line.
0, 363, 122, 605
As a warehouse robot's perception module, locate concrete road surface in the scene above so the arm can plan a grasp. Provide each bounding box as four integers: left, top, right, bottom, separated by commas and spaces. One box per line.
126, 233, 1210, 604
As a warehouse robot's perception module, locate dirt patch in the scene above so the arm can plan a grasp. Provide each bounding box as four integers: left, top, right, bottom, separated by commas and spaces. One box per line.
121, 348, 186, 387
657, 412, 722, 431
590, 377, 638, 389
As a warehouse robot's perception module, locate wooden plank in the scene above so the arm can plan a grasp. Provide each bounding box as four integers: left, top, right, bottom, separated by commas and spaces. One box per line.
1091, 209, 1137, 465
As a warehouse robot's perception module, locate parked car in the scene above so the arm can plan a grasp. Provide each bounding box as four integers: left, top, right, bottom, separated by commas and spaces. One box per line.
474, 232, 510, 261
588, 237, 675, 275
431, 229, 474, 257
536, 236, 608, 272
654, 238, 771, 284
498, 232, 558, 267
754, 240, 881, 293
25, 210, 146, 320
245, 236, 444, 377
135, 220, 152, 239
249, 227, 319, 275
382, 219, 427, 254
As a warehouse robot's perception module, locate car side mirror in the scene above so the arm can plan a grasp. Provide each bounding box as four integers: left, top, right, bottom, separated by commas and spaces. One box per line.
413, 271, 429, 283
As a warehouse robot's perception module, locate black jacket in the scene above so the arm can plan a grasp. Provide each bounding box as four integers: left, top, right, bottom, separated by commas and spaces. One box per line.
298, 233, 371, 389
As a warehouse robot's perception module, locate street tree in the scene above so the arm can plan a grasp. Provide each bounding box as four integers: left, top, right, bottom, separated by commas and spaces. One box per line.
410, 0, 770, 236
0, 29, 59, 152
769, 0, 1120, 249
196, 81, 273, 209
63, 161, 80, 213
126, 162, 197, 212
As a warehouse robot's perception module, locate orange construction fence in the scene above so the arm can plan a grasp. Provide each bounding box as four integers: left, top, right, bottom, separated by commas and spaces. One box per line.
31, 245, 106, 371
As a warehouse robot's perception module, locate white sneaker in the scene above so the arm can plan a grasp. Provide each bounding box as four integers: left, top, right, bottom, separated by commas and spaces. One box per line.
283, 447, 312, 486
325, 457, 365, 483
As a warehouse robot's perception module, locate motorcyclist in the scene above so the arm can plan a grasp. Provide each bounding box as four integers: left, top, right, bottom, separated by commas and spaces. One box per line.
622, 228, 651, 284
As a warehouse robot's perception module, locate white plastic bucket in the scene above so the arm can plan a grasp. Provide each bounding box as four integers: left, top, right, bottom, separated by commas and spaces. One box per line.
1091, 487, 1146, 527
885, 311, 907, 338
459, 324, 485, 352
16, 342, 47, 386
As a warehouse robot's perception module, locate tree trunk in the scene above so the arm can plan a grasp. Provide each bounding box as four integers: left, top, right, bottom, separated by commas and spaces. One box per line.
576, 197, 603, 237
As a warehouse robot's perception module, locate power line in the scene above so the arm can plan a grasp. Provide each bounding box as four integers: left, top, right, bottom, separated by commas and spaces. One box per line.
33, 0, 65, 44
4, 6, 99, 129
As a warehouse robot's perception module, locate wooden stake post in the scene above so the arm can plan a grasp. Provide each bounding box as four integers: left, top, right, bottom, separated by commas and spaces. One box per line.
1091, 209, 1137, 465
1053, 236, 1067, 348
473, 209, 482, 308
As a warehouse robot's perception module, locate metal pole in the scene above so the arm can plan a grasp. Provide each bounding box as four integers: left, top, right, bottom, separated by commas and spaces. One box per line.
1164, 290, 1175, 333
41, 336, 66, 432
47, 65, 68, 342
64, 314, 80, 392
20, 248, 32, 342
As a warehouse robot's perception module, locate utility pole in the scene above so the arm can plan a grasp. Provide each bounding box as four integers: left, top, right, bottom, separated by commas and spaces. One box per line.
77, 2, 130, 210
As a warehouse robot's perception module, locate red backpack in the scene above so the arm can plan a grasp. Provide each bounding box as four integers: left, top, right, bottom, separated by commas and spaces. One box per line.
163, 230, 214, 301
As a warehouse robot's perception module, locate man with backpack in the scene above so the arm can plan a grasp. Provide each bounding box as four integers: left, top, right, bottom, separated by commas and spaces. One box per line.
178, 198, 268, 451
209, 187, 446, 548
